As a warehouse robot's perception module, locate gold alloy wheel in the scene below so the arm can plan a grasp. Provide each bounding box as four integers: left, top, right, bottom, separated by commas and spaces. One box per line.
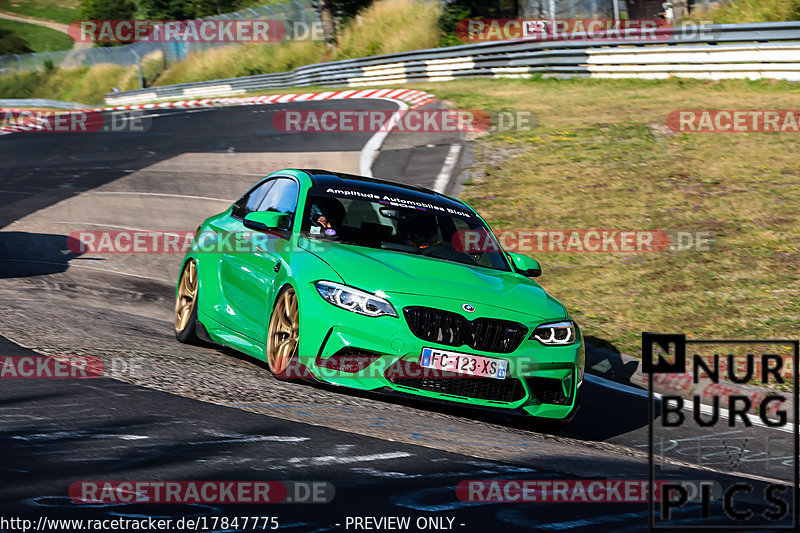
267, 288, 299, 375
174, 259, 198, 333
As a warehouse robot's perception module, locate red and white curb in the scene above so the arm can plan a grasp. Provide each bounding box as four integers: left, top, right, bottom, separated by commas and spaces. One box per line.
0, 89, 438, 135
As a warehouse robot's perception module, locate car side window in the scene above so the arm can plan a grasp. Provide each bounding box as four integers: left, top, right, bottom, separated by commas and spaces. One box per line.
257, 178, 298, 229
231, 180, 275, 219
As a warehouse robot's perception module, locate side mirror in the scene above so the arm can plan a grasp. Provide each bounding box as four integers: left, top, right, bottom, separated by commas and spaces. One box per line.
508, 252, 542, 277
243, 211, 288, 232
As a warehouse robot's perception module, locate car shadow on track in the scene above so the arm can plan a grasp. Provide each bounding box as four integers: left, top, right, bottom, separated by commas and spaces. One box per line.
204, 337, 658, 444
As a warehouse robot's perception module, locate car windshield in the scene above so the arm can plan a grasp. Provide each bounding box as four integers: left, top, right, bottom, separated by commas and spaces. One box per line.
300, 186, 510, 272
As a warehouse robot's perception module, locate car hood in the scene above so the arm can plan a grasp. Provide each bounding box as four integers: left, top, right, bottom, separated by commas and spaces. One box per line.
299, 239, 567, 321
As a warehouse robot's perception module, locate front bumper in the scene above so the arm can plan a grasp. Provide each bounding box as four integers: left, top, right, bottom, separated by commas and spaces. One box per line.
299, 288, 585, 420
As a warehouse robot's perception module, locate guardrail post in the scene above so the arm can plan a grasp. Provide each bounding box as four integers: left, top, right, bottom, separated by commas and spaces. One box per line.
294, 1, 306, 26
131, 50, 144, 89
274, 3, 291, 38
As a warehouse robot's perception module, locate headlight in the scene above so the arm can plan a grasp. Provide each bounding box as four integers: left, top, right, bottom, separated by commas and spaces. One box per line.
315, 281, 397, 317
531, 321, 576, 345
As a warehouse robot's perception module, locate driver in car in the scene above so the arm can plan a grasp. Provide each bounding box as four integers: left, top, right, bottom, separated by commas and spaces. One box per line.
402, 212, 442, 250
309, 196, 346, 236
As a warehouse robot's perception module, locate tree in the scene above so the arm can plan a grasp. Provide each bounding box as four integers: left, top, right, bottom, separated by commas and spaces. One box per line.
317, 0, 337, 44
438, 0, 520, 45
324, 0, 374, 19
138, 0, 244, 20
80, 0, 137, 20
312, 0, 373, 44
0, 28, 32, 55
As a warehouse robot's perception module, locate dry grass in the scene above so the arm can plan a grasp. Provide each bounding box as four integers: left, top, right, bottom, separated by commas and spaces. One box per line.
153, 41, 325, 86
333, 0, 441, 59
420, 77, 800, 358
154, 0, 440, 86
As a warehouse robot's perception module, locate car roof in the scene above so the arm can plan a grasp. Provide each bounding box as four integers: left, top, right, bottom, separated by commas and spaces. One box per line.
301, 169, 468, 211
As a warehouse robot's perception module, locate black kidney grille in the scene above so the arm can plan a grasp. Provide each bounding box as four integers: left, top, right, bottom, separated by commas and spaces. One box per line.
403, 307, 527, 354
389, 375, 526, 403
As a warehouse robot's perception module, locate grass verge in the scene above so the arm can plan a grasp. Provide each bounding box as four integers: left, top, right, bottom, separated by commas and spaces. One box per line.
0, 18, 73, 51
417, 77, 799, 359
0, 0, 79, 24
0, 63, 137, 103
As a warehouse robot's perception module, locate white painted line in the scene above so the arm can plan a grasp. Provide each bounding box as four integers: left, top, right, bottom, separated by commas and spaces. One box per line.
12, 431, 149, 442
350, 467, 423, 479
194, 435, 310, 444
86, 191, 233, 202
585, 373, 793, 433
288, 451, 412, 466
432, 144, 462, 194
585, 373, 647, 398
359, 98, 408, 177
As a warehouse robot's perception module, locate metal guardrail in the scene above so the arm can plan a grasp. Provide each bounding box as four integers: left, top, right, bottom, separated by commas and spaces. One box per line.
0, 0, 317, 74
104, 21, 800, 105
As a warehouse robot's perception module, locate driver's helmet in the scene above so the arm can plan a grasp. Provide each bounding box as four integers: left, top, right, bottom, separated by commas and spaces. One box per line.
403, 212, 440, 249
309, 197, 346, 230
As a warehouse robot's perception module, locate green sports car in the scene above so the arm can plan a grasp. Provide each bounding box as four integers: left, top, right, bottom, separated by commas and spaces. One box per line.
174, 169, 584, 423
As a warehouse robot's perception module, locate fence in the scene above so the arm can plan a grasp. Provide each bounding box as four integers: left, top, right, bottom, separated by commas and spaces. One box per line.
103, 21, 800, 105
0, 0, 318, 74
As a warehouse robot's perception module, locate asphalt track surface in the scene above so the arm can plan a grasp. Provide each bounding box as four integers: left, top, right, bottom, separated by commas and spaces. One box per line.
0, 99, 796, 531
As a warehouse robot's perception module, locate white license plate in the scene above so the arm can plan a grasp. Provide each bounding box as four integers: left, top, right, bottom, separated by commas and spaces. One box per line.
419, 347, 508, 379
